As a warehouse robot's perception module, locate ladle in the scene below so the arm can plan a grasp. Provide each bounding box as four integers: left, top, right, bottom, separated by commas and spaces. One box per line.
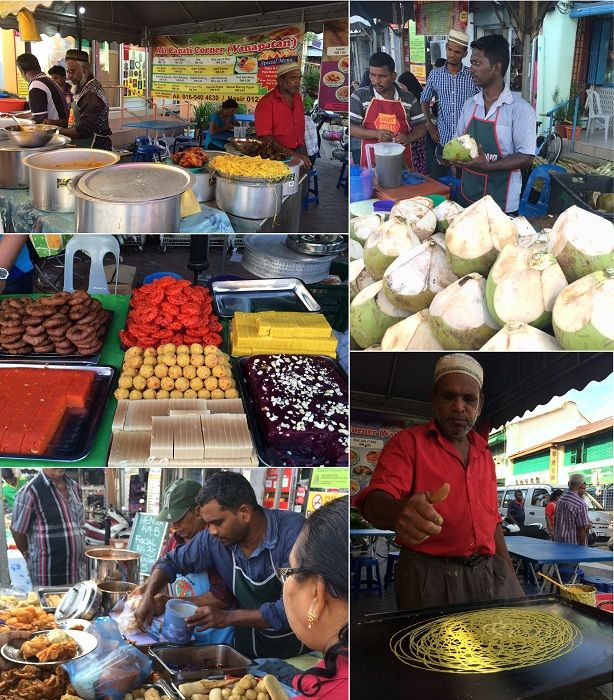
538, 571, 573, 592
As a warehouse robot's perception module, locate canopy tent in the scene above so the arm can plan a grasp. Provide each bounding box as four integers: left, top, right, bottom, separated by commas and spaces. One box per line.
0, 1, 347, 44
350, 352, 613, 431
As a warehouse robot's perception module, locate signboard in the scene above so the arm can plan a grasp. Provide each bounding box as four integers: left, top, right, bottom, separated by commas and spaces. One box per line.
319, 19, 349, 112
123, 45, 146, 97
409, 21, 427, 82
415, 1, 469, 36
128, 512, 169, 576
310, 469, 348, 490
146, 467, 162, 513
306, 491, 345, 515
151, 25, 304, 107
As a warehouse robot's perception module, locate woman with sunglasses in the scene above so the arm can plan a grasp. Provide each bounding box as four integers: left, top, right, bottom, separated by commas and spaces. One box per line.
280, 497, 348, 699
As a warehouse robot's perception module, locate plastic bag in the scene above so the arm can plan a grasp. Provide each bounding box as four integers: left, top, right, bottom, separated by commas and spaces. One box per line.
63, 617, 152, 700
116, 594, 141, 635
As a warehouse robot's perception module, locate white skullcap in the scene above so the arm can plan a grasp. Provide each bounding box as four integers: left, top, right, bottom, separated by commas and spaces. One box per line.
434, 353, 483, 388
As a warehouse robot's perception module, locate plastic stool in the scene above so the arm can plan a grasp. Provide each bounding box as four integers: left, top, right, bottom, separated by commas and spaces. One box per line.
437, 174, 460, 199
352, 556, 382, 599
518, 163, 566, 218
559, 565, 584, 584
337, 159, 348, 193
302, 168, 319, 210
384, 550, 400, 587
63, 234, 120, 295
582, 576, 613, 593
173, 135, 197, 153
133, 144, 164, 162
133, 136, 150, 149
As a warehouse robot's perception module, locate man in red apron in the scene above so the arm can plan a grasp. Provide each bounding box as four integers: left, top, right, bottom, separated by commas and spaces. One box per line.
444, 34, 535, 213
350, 51, 427, 174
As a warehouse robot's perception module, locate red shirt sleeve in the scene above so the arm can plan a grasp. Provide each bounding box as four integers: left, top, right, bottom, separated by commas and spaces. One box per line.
353, 430, 415, 514
255, 93, 273, 137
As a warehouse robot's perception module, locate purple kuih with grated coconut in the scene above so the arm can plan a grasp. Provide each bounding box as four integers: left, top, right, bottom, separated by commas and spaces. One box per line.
244, 354, 349, 467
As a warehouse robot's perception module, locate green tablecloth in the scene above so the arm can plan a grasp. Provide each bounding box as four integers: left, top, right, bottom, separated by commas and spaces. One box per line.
0, 293, 130, 467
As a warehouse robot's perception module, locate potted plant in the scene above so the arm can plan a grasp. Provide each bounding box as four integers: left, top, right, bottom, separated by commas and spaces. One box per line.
192, 101, 216, 143
551, 88, 567, 137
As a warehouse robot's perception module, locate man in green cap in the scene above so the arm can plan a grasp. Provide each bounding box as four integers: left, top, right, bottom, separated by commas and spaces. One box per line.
132, 479, 234, 644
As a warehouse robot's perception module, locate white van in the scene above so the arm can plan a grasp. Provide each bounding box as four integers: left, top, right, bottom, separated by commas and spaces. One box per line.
496, 484, 612, 542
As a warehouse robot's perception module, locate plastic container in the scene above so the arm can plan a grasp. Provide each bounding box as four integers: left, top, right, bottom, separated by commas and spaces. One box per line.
365, 142, 404, 188
350, 165, 374, 203
373, 199, 395, 213
143, 271, 183, 285
233, 126, 248, 138
549, 172, 614, 222
161, 599, 197, 644
0, 98, 28, 112
425, 194, 446, 207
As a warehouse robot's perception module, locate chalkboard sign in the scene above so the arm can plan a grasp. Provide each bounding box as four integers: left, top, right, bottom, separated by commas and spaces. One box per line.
128, 512, 169, 576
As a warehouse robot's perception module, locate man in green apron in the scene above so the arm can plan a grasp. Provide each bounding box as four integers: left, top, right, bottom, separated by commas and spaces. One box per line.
49, 49, 112, 150
443, 34, 535, 213
135, 472, 307, 659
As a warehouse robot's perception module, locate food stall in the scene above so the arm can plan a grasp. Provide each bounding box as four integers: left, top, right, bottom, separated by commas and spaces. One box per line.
0, 234, 349, 470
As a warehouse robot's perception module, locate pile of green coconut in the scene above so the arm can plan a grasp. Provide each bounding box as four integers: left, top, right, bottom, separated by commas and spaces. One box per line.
349, 195, 614, 351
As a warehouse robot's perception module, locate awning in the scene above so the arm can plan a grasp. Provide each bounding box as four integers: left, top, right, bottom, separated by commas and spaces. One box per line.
570, 1, 614, 17
350, 352, 612, 431
351, 1, 414, 26
0, 1, 347, 44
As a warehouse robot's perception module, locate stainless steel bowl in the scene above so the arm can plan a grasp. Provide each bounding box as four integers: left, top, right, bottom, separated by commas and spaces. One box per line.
6, 124, 58, 148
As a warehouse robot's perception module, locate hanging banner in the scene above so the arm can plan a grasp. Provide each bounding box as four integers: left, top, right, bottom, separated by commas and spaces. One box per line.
151, 25, 304, 107
306, 490, 346, 515
409, 20, 427, 82
415, 1, 469, 36
319, 19, 349, 112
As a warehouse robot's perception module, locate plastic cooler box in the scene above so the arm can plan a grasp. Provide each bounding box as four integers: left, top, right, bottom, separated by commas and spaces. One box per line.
549, 172, 614, 222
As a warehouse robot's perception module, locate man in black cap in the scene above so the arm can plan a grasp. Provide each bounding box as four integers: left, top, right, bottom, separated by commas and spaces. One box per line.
15, 53, 68, 124
46, 49, 112, 150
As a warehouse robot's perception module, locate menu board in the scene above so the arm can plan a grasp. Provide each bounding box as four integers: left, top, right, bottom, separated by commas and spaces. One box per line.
319, 19, 349, 113
151, 25, 304, 107
415, 0, 469, 35
128, 512, 169, 576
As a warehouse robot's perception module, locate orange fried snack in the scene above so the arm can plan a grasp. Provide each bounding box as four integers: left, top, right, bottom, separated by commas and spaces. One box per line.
36, 639, 78, 663
21, 634, 50, 659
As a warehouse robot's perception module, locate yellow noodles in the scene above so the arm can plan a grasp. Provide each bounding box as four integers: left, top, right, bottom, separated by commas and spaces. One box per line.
209, 154, 289, 180
390, 608, 582, 674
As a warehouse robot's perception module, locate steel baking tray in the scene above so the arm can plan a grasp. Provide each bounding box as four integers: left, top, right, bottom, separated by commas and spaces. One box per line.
37, 586, 71, 612
150, 643, 252, 683
0, 363, 117, 461
211, 278, 321, 318
0, 309, 114, 365
233, 354, 349, 468
352, 594, 613, 700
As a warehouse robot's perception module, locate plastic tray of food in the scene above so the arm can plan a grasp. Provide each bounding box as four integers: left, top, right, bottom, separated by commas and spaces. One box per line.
211, 278, 321, 318
149, 643, 252, 682
37, 586, 71, 612
0, 363, 117, 461
232, 354, 348, 468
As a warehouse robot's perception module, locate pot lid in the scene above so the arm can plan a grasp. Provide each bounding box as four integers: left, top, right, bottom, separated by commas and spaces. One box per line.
55, 580, 101, 622
0, 134, 70, 152
286, 235, 348, 256
76, 162, 193, 202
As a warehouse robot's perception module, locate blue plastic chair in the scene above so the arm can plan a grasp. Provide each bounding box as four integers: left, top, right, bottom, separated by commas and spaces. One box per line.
173, 135, 197, 153
302, 167, 319, 210
518, 163, 567, 218
384, 550, 400, 587
352, 556, 382, 599
133, 144, 165, 162
176, 140, 200, 152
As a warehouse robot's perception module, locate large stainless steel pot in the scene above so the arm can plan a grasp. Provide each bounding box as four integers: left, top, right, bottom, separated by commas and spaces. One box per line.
86, 547, 141, 584
69, 162, 195, 233
0, 134, 70, 189
98, 580, 138, 613
23, 148, 119, 212
214, 171, 285, 219
192, 170, 215, 202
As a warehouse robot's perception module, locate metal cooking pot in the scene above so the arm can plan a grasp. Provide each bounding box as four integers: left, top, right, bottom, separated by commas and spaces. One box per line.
282, 158, 303, 197
86, 547, 141, 584
98, 580, 138, 613
23, 148, 119, 212
69, 162, 195, 233
214, 171, 285, 219
0, 135, 69, 189
192, 170, 215, 202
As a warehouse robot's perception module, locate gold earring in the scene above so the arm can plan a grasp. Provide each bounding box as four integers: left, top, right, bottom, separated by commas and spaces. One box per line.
307, 611, 317, 629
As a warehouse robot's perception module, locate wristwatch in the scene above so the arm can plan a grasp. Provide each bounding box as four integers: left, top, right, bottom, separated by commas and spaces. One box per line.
0, 268, 9, 280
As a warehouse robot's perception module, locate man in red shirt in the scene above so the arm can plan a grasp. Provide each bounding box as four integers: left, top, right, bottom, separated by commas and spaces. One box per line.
355, 353, 524, 610
255, 62, 310, 168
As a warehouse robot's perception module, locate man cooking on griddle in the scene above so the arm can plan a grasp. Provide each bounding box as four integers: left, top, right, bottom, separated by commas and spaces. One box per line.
354, 353, 524, 610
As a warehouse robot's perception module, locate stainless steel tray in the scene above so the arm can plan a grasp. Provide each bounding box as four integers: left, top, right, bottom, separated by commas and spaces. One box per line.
0, 363, 117, 461
150, 643, 252, 683
211, 277, 321, 318
37, 586, 71, 612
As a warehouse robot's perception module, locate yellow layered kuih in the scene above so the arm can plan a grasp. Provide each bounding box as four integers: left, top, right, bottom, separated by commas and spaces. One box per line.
231, 311, 338, 358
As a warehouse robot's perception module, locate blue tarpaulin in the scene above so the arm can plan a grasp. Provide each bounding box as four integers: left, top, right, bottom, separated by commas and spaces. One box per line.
570, 1, 614, 17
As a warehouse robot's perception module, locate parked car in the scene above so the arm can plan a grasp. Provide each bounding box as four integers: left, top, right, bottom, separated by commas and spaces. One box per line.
496, 484, 613, 542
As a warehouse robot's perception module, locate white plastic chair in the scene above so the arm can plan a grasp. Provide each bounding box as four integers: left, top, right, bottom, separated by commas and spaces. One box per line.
63, 234, 120, 295
586, 87, 614, 139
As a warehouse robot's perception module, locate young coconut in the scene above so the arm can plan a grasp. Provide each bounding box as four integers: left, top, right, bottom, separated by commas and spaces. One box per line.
552, 268, 614, 350
381, 309, 444, 351
351, 213, 384, 245
433, 200, 464, 232
349, 259, 366, 301
349, 238, 364, 261
428, 272, 500, 350
363, 216, 420, 280
445, 195, 517, 277
480, 322, 562, 351
547, 205, 614, 282
389, 197, 437, 241
486, 246, 568, 329
442, 134, 478, 161
350, 280, 410, 349
382, 235, 458, 313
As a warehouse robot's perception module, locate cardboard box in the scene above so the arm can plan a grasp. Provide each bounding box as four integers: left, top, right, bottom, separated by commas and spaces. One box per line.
104, 264, 136, 294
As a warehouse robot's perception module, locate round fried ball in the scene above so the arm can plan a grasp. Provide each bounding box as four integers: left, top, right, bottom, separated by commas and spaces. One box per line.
197, 389, 211, 399
125, 346, 143, 357
204, 377, 218, 391
190, 354, 205, 367
182, 365, 196, 380
177, 353, 191, 368
132, 375, 147, 391
190, 377, 204, 391
163, 353, 177, 367
204, 344, 218, 355
118, 375, 133, 389
154, 364, 169, 378
147, 376, 161, 390
142, 388, 156, 399
123, 367, 138, 378
168, 365, 183, 380
204, 354, 218, 368
129, 356, 144, 369
190, 343, 204, 355
196, 366, 211, 379
114, 388, 130, 400
163, 343, 176, 355
160, 376, 175, 391
143, 347, 157, 358
170, 389, 184, 399
128, 389, 143, 400
156, 390, 170, 400
225, 388, 239, 399
212, 365, 229, 379
139, 365, 154, 379
176, 344, 189, 355
174, 377, 190, 392
218, 377, 232, 391
143, 356, 157, 366
211, 388, 225, 400
183, 389, 197, 399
